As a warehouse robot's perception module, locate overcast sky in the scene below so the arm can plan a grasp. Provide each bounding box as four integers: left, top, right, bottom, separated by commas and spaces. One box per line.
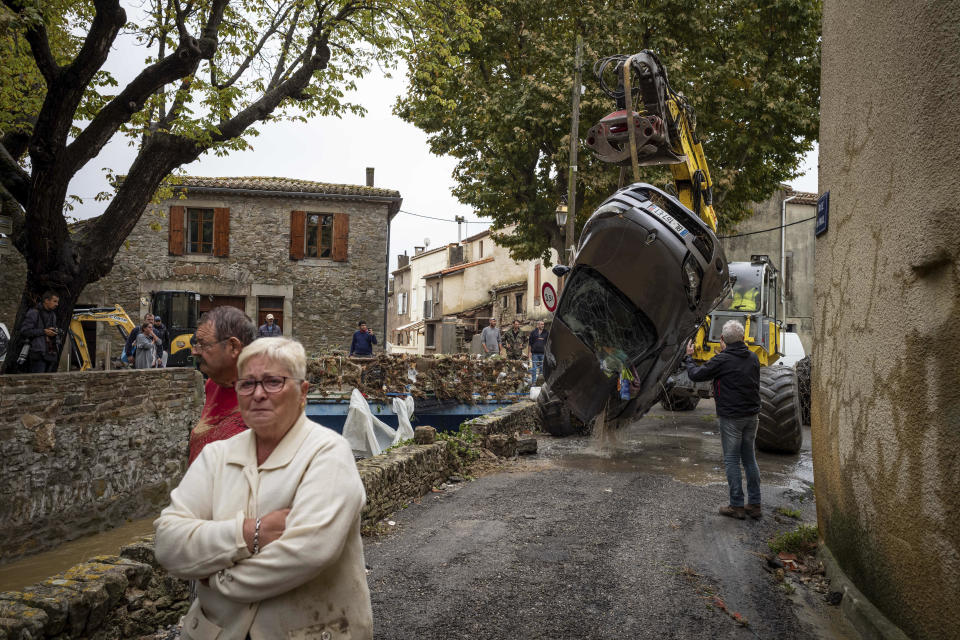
66, 40, 818, 274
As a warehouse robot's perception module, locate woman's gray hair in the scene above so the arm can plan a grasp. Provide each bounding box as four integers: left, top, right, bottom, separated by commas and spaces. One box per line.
237, 337, 307, 380
721, 320, 746, 344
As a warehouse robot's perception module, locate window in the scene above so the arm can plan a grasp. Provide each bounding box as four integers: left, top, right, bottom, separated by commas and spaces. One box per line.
289, 210, 348, 261
397, 292, 408, 315
515, 293, 523, 313
306, 214, 333, 258
479, 241, 484, 258
187, 208, 215, 254
168, 206, 229, 257
425, 323, 436, 348
501, 295, 507, 309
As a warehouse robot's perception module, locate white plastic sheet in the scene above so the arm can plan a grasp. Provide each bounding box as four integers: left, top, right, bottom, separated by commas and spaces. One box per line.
342, 388, 415, 458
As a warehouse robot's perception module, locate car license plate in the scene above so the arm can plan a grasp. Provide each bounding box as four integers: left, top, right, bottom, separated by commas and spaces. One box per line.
646, 203, 689, 238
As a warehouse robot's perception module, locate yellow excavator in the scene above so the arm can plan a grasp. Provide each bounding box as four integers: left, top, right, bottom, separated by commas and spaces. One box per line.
68, 305, 135, 370
583, 50, 802, 453
68, 290, 199, 370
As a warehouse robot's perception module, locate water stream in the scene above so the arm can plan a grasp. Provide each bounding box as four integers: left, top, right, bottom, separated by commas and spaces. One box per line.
0, 516, 158, 593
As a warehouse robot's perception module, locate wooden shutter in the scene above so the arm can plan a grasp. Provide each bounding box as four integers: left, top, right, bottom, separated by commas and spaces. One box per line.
290, 210, 306, 260
332, 213, 349, 262
213, 207, 230, 257
168, 206, 185, 255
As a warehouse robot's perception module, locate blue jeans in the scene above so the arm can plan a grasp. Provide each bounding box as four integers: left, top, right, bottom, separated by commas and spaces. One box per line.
530, 353, 544, 385
718, 415, 761, 507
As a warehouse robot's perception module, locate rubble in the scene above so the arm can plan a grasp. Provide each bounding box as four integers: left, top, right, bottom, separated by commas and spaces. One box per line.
306, 353, 529, 404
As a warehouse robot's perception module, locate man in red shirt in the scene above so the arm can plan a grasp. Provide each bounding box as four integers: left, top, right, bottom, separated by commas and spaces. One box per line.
188, 306, 257, 464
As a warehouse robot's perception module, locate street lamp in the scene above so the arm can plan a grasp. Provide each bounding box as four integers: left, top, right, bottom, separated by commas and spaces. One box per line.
555, 201, 568, 229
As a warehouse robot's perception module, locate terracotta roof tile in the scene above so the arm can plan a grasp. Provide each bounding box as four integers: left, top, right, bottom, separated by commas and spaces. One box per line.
176, 175, 401, 198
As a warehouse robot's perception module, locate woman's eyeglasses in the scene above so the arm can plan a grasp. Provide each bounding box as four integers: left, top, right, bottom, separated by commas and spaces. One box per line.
235, 376, 302, 395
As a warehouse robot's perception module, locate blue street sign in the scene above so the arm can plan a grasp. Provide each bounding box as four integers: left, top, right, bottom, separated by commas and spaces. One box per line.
815, 191, 829, 237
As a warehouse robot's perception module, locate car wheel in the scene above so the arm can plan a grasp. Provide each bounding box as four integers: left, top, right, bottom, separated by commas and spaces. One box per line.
757, 366, 803, 454
660, 391, 700, 412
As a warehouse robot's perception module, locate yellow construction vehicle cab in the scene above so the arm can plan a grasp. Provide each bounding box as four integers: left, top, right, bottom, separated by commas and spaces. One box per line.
583, 50, 801, 453
150, 290, 199, 367
68, 306, 135, 370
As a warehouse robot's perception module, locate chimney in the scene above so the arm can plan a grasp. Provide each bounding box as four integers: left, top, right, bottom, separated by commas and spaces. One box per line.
366, 167, 375, 187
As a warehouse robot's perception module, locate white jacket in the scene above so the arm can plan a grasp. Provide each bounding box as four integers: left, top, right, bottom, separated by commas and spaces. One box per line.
155, 414, 373, 640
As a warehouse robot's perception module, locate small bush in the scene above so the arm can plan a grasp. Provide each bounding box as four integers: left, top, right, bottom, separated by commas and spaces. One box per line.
769, 524, 819, 554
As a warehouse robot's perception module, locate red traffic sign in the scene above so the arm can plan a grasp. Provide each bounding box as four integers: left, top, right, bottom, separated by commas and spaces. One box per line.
542, 282, 558, 312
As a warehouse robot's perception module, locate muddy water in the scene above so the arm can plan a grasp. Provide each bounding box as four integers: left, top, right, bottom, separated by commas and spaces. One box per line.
541, 399, 814, 490
0, 516, 158, 593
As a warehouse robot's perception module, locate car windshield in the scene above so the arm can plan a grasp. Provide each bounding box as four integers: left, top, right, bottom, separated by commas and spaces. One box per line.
556, 267, 658, 375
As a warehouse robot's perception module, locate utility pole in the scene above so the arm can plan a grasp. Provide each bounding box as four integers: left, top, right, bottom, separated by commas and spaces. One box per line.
565, 35, 583, 265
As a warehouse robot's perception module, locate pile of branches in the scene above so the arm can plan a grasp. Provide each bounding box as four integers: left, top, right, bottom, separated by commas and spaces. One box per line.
306, 353, 529, 404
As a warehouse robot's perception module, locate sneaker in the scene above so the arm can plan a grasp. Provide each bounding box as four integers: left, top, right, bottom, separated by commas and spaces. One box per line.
745, 504, 762, 519
719, 505, 746, 520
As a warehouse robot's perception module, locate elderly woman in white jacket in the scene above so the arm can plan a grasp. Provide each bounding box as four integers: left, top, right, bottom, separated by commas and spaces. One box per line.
155, 337, 372, 640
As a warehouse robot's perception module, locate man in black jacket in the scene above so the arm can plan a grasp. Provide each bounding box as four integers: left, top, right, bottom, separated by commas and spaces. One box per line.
683, 320, 762, 520
20, 291, 61, 373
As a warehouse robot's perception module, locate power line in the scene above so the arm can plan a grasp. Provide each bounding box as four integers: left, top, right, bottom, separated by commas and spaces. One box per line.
396, 209, 491, 225
717, 216, 815, 239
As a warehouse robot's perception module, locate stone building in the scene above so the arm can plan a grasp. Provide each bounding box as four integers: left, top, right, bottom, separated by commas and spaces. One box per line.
719, 187, 818, 352
812, 3, 960, 639
0, 175, 401, 362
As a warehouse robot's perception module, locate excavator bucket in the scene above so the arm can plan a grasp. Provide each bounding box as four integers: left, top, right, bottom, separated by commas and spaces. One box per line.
586, 110, 685, 167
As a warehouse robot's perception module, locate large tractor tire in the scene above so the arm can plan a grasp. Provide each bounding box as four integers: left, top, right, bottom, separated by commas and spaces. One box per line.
660, 391, 700, 412
757, 366, 803, 454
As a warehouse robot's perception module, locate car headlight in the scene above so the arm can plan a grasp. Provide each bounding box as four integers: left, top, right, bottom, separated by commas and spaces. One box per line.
682, 255, 702, 308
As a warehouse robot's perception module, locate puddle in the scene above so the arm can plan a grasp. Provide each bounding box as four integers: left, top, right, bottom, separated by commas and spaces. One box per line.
0, 516, 158, 593
540, 400, 814, 490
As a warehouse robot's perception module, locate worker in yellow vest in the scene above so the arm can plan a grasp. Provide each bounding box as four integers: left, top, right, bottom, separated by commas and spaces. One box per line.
731, 287, 759, 311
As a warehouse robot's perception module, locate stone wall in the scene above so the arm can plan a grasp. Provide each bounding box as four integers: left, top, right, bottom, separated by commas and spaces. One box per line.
0, 399, 539, 639
814, 2, 960, 639
0, 369, 203, 563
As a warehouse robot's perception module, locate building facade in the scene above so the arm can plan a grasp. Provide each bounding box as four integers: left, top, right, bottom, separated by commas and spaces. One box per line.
387, 229, 560, 355
812, 3, 960, 639
1, 176, 401, 363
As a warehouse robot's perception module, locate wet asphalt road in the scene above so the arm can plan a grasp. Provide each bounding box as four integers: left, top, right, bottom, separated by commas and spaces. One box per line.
363, 400, 854, 640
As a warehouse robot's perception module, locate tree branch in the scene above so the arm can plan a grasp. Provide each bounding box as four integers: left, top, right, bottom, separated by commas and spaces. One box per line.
217, 2, 295, 89
0, 141, 31, 207
1, 0, 61, 85
28, 0, 125, 172
63, 35, 210, 178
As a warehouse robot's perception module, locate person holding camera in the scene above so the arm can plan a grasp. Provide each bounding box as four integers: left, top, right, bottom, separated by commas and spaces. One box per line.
19, 291, 61, 373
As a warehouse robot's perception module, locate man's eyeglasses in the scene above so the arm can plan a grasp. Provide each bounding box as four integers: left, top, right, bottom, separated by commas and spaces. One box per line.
235, 376, 302, 395
190, 335, 230, 352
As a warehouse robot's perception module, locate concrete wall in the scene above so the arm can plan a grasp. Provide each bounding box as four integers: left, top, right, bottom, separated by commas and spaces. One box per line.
719, 188, 817, 353
0, 369, 203, 563
814, 2, 960, 639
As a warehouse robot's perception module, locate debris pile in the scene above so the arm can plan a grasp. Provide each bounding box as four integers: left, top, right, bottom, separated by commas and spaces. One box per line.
306, 353, 529, 404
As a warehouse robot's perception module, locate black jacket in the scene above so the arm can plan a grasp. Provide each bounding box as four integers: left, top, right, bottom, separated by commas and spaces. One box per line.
21, 305, 58, 357
683, 341, 760, 418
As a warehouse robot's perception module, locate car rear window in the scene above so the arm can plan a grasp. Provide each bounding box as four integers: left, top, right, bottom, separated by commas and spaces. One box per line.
556, 267, 658, 372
